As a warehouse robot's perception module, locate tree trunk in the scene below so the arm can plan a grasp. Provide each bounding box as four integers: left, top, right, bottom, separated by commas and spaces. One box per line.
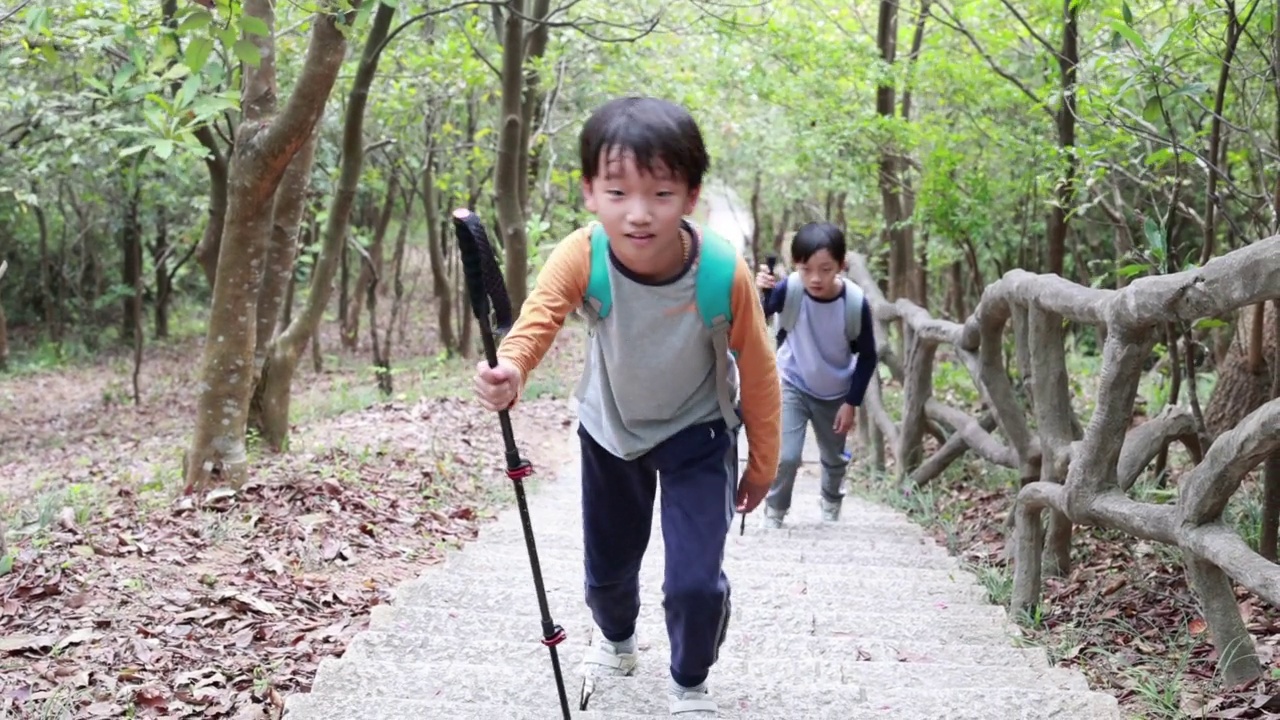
185, 1, 356, 491
343, 171, 397, 350
516, 0, 551, 216
1045, 0, 1078, 277
423, 143, 457, 354
193, 126, 230, 287
0, 261, 8, 372
876, 0, 928, 303
1199, 6, 1246, 266
254, 0, 394, 451
247, 129, 321, 433
121, 184, 143, 344
1263, 298, 1280, 560
1204, 303, 1276, 439
495, 0, 531, 315
153, 207, 172, 339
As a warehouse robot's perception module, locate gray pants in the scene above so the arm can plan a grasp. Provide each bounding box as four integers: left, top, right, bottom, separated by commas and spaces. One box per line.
765, 381, 849, 512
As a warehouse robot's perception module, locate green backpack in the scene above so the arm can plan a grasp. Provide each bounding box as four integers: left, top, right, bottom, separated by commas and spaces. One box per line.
576, 222, 743, 432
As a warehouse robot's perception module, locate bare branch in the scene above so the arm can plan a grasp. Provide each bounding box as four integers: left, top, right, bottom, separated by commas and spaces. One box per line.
996, 0, 1062, 60
930, 2, 1049, 117
0, 2, 28, 26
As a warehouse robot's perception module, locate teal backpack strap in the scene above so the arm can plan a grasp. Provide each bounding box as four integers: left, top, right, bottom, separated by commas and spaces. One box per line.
694, 228, 738, 329
583, 223, 613, 321
778, 271, 804, 334
844, 275, 865, 343
575, 223, 613, 403
693, 227, 743, 432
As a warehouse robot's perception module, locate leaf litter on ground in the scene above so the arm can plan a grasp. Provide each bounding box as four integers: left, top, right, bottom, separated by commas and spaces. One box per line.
0, 328, 584, 719
897, 462, 1280, 720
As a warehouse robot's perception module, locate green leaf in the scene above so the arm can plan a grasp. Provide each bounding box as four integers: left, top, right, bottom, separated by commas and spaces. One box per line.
1195, 318, 1229, 330
1111, 20, 1145, 50
191, 94, 238, 117
111, 63, 136, 91
152, 139, 174, 160
233, 39, 262, 67
1150, 26, 1176, 57
1166, 82, 1208, 100
177, 10, 213, 34
184, 37, 213, 72
1144, 217, 1166, 266
1122, 2, 1133, 24
1117, 263, 1147, 278
240, 15, 270, 37
161, 62, 190, 82
175, 73, 202, 110
1142, 96, 1162, 124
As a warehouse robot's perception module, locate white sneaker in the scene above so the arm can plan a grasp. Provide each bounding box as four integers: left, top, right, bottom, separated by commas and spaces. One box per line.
762, 504, 785, 529
579, 633, 638, 678
668, 679, 717, 717
820, 497, 841, 523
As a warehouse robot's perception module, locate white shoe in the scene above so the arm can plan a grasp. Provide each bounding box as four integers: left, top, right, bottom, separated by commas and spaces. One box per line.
579, 633, 638, 678
820, 497, 841, 523
762, 504, 785, 529
668, 680, 717, 717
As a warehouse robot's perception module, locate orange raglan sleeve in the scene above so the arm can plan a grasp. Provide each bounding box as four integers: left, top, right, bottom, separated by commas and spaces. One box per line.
496, 226, 592, 394
728, 256, 782, 490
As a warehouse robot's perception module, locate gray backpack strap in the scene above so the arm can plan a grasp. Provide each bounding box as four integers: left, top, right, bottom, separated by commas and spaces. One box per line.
778, 271, 804, 333
841, 278, 864, 344
709, 325, 741, 433
573, 311, 597, 403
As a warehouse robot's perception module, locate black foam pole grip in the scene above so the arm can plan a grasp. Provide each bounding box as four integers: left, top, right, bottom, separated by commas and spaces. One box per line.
451, 208, 514, 333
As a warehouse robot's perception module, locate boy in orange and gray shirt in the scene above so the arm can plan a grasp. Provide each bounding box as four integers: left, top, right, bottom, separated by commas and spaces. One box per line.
473, 96, 781, 717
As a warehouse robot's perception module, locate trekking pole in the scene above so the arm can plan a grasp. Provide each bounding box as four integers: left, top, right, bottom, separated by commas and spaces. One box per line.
451, 208, 572, 720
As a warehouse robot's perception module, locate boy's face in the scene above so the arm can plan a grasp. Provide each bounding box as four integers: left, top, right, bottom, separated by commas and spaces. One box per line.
582, 148, 700, 275
795, 249, 845, 298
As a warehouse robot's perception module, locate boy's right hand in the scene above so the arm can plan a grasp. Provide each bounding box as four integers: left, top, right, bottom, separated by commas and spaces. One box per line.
473, 358, 522, 412
755, 264, 778, 291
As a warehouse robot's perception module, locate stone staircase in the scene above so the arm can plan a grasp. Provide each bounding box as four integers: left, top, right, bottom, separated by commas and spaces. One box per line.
283, 428, 1123, 720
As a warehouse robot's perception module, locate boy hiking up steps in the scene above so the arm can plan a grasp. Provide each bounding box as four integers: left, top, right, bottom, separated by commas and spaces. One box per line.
472, 97, 781, 717
756, 222, 878, 528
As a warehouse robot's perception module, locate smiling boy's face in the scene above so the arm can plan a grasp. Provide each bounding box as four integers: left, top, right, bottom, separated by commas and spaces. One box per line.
582, 147, 700, 279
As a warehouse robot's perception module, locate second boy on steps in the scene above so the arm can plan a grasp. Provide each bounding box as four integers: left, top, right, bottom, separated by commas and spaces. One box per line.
756, 222, 878, 528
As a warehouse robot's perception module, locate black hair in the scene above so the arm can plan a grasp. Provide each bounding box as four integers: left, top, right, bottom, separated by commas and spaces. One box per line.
579, 96, 709, 189
790, 222, 847, 264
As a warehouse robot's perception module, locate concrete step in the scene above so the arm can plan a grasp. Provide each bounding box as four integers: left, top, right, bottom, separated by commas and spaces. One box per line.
308, 657, 1088, 701
366, 604, 1023, 645
389, 571, 998, 617
391, 572, 996, 611
483, 512, 927, 542
448, 535, 962, 568
286, 664, 1119, 719
342, 630, 1053, 669
442, 547, 974, 582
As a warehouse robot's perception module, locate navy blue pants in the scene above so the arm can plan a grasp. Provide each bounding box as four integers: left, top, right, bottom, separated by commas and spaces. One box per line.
578, 420, 738, 689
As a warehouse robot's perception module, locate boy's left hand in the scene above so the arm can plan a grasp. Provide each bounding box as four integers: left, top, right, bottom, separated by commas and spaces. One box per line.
833, 403, 857, 435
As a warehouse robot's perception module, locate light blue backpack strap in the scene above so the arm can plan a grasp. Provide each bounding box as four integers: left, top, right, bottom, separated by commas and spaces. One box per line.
841, 277, 864, 344
693, 227, 743, 432
778, 271, 804, 334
